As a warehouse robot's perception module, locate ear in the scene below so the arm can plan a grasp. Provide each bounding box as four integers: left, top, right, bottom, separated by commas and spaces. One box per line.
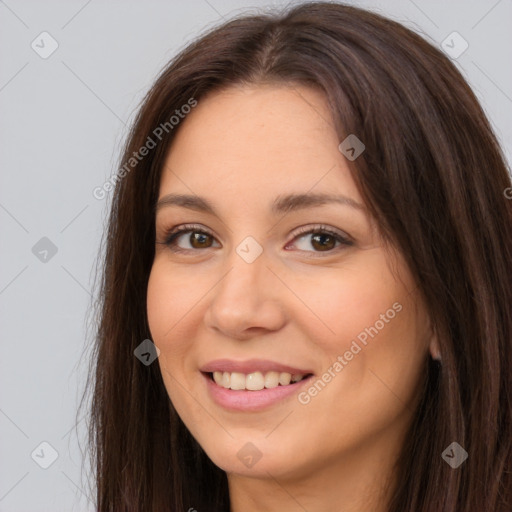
428, 326, 441, 361
422, 310, 441, 361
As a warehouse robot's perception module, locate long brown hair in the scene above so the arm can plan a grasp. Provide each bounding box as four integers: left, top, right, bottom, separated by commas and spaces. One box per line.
81, 2, 512, 510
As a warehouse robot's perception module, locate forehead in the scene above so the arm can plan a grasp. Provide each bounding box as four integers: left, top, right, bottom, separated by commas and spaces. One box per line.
158, 84, 362, 206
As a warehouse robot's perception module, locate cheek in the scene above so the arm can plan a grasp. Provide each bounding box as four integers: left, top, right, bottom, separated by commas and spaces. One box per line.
147, 263, 198, 417
291, 251, 407, 356
146, 262, 197, 364
296, 257, 427, 425
290, 249, 427, 411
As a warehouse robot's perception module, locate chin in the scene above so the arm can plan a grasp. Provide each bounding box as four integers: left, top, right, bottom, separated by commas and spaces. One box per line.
197, 434, 304, 479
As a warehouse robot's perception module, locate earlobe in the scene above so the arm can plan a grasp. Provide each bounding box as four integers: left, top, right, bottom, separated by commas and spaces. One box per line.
428, 332, 442, 362
423, 312, 442, 362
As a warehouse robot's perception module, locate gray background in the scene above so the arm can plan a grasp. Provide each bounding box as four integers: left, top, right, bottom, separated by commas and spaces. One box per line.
1, 1, 510, 510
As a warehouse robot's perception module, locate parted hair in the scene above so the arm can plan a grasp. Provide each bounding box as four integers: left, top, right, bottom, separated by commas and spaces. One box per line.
82, 2, 512, 510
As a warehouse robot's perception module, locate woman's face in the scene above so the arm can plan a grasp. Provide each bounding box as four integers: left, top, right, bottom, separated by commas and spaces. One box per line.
147, 84, 437, 483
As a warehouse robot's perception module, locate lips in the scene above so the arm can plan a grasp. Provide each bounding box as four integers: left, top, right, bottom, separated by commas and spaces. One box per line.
199, 358, 315, 410
199, 358, 314, 375
201, 370, 314, 411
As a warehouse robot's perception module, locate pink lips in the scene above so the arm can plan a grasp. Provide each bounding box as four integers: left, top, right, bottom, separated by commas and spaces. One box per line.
199, 358, 315, 412
199, 358, 313, 375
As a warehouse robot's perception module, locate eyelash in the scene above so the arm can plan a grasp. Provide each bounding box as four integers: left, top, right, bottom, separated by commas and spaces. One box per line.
157, 223, 353, 256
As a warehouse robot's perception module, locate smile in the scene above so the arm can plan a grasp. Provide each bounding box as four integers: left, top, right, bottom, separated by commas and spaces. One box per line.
210, 370, 311, 390
201, 371, 315, 412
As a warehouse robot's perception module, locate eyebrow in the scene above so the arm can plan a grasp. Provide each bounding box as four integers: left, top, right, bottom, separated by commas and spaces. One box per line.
155, 192, 365, 216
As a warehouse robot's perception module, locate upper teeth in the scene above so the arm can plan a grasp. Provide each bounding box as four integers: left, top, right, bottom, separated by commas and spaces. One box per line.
212, 371, 307, 391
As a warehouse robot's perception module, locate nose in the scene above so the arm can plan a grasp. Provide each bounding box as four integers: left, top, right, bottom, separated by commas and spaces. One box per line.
203, 246, 287, 340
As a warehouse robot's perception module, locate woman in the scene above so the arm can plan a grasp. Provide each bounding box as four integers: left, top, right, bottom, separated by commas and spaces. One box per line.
85, 2, 512, 510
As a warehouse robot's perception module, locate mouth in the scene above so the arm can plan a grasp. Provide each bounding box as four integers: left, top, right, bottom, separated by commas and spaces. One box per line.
201, 370, 315, 411
203, 370, 314, 391
199, 359, 315, 410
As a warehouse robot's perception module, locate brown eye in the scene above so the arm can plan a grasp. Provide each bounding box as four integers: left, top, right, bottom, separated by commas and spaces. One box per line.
289, 225, 353, 254
310, 232, 337, 251
189, 231, 214, 248
161, 224, 220, 252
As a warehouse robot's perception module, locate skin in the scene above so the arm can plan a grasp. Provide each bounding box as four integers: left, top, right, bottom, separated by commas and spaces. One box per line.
147, 84, 440, 512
